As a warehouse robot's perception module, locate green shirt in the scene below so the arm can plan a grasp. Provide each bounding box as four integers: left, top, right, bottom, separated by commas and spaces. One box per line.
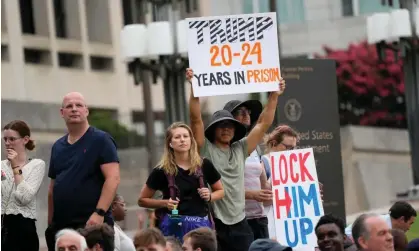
200, 138, 248, 225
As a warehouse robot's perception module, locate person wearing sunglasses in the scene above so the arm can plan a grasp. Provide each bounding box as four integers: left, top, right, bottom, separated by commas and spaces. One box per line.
1, 120, 46, 251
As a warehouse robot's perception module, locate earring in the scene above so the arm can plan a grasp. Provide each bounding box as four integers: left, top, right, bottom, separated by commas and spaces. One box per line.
169, 143, 173, 147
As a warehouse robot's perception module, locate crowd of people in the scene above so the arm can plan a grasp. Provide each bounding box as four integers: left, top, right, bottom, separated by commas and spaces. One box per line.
1, 68, 418, 251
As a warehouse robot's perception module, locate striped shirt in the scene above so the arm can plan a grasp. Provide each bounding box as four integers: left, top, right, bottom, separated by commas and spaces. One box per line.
244, 150, 265, 219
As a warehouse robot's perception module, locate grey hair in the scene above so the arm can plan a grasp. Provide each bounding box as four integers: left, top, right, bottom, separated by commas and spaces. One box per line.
55, 228, 88, 251
351, 213, 378, 248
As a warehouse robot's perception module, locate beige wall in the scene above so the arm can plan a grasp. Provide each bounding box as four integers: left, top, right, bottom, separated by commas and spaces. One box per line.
1, 0, 175, 128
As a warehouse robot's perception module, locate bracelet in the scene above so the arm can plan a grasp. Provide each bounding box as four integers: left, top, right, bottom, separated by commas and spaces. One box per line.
208, 193, 212, 202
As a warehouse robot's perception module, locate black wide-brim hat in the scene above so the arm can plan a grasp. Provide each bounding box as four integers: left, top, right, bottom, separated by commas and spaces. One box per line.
205, 110, 247, 143
223, 100, 263, 125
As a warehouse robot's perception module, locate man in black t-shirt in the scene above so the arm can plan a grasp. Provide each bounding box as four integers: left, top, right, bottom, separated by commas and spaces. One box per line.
45, 92, 120, 251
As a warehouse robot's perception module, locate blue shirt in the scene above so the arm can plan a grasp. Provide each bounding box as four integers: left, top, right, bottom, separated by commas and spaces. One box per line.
48, 127, 119, 226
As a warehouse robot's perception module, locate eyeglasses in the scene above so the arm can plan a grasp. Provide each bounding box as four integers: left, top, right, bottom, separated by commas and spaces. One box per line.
234, 109, 251, 116
3, 137, 21, 143
280, 142, 297, 150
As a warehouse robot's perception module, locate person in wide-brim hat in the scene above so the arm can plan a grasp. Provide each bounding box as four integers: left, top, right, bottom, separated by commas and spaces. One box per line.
223, 99, 263, 128
205, 110, 247, 144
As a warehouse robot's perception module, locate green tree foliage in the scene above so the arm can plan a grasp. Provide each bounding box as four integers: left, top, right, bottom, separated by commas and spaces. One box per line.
89, 110, 145, 149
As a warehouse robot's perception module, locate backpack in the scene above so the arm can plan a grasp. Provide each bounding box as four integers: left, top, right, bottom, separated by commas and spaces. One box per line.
256, 145, 263, 161
156, 159, 215, 229
261, 155, 271, 180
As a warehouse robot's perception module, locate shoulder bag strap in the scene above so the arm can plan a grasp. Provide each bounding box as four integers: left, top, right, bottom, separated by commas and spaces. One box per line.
165, 172, 180, 200
261, 155, 271, 180
195, 158, 216, 229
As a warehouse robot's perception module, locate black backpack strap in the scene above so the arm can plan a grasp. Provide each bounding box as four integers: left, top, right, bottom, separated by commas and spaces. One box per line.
194, 164, 205, 188
195, 158, 216, 229
165, 172, 180, 200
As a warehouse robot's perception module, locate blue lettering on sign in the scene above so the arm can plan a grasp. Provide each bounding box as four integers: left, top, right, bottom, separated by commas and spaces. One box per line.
298, 183, 321, 217
291, 186, 299, 218
284, 217, 314, 247
280, 183, 320, 247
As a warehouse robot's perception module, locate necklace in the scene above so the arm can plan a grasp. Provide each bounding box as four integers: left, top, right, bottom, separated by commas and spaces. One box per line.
8, 159, 29, 170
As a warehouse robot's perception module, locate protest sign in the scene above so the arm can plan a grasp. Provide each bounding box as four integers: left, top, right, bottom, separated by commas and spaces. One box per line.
186, 13, 280, 97
270, 148, 324, 251
278, 59, 346, 222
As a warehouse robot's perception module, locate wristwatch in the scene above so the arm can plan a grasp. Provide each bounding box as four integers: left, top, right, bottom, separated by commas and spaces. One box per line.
13, 169, 22, 175
95, 208, 106, 216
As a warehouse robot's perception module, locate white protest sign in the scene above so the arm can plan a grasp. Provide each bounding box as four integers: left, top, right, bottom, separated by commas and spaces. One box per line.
270, 148, 324, 251
186, 13, 281, 97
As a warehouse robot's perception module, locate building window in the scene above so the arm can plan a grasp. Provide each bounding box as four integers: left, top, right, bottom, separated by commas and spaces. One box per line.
358, 0, 399, 14
341, 0, 354, 16
53, 0, 67, 38
243, 0, 270, 14
276, 0, 305, 24
122, 0, 145, 24
19, 0, 36, 34
342, 0, 400, 17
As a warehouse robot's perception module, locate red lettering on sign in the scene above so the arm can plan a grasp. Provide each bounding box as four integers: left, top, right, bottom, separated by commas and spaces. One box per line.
299, 152, 314, 182
289, 153, 299, 183
271, 150, 315, 185
271, 155, 280, 186
275, 188, 292, 219
279, 154, 288, 184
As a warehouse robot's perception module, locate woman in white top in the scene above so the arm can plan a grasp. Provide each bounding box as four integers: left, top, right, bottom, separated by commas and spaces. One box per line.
112, 194, 136, 251
1, 120, 45, 251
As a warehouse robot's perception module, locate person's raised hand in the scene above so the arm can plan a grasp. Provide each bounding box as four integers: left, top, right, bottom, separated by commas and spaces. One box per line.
186, 68, 194, 84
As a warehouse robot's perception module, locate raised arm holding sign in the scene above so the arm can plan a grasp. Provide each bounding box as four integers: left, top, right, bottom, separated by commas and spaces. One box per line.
187, 12, 281, 97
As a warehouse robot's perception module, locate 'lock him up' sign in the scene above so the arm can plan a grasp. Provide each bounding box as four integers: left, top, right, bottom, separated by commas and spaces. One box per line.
270, 148, 324, 251
186, 13, 281, 97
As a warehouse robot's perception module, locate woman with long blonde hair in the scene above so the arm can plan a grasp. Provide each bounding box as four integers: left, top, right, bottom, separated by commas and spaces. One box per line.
138, 122, 224, 240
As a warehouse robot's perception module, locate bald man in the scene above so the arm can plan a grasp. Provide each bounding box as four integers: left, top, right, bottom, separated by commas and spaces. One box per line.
45, 92, 120, 251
